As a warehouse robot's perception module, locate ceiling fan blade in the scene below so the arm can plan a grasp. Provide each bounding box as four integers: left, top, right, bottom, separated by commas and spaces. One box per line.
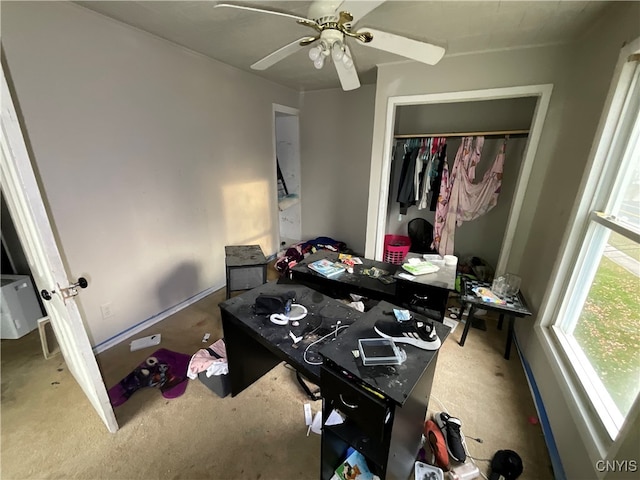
361, 28, 445, 65
334, 57, 360, 91
214, 3, 311, 24
251, 37, 315, 71
337, 1, 387, 23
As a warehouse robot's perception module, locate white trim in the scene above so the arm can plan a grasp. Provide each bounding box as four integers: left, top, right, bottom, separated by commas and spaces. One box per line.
534, 326, 611, 473
272, 104, 299, 117
92, 284, 222, 354
369, 84, 554, 275
592, 212, 640, 243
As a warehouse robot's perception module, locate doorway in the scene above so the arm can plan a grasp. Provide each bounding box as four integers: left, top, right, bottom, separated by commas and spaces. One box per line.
273, 104, 302, 249
367, 85, 553, 274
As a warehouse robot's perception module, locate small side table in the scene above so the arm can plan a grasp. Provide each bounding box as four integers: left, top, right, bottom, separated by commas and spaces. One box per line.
225, 245, 268, 299
458, 277, 532, 359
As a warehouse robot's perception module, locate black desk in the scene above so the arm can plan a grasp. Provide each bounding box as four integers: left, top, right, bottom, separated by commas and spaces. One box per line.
219, 282, 365, 394
219, 283, 449, 480
394, 253, 457, 319
291, 251, 398, 303
319, 302, 450, 480
292, 251, 456, 320
458, 277, 532, 359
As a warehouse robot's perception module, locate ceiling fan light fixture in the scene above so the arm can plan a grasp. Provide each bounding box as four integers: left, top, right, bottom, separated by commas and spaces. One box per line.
309, 41, 331, 69
331, 42, 344, 62
308, 46, 322, 61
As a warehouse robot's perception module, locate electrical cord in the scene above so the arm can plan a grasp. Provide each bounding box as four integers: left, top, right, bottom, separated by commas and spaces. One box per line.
303, 325, 349, 365
468, 455, 493, 462
466, 435, 484, 444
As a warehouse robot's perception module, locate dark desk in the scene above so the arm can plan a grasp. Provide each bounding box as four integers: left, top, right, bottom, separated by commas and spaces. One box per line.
394, 253, 457, 319
219, 282, 365, 394
319, 302, 450, 480
219, 282, 449, 480
291, 251, 398, 303
292, 251, 456, 320
458, 277, 532, 359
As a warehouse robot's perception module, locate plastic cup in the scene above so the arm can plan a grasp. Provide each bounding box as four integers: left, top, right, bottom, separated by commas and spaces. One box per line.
504, 274, 521, 297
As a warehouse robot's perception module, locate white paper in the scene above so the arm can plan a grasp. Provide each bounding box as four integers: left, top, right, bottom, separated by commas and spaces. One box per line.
325, 409, 345, 426
304, 403, 313, 426
310, 411, 323, 435
130, 334, 161, 351
397, 272, 417, 282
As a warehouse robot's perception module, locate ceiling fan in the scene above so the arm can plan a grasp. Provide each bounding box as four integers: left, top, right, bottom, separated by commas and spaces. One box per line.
214, 1, 445, 91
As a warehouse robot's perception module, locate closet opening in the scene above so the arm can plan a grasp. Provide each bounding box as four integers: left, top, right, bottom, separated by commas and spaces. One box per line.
368, 85, 553, 275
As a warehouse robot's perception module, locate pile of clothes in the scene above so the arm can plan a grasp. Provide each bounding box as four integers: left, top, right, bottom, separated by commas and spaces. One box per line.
186, 338, 228, 380
275, 236, 347, 276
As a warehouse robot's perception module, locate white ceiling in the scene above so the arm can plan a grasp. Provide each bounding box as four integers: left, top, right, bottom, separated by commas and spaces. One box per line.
75, 0, 611, 91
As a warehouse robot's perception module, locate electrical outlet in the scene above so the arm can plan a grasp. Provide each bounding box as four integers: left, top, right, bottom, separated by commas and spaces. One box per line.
100, 302, 114, 319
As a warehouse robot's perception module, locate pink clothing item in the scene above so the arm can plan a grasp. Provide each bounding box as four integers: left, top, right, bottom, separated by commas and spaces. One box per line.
187, 339, 228, 380
432, 156, 451, 252
433, 137, 505, 255
454, 137, 504, 224
208, 338, 227, 358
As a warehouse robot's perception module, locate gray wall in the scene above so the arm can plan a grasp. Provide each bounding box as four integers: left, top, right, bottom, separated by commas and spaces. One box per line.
2, 2, 299, 347
394, 98, 537, 134
299, 85, 376, 254
365, 2, 639, 478
517, 3, 640, 479
386, 98, 535, 268
366, 46, 571, 267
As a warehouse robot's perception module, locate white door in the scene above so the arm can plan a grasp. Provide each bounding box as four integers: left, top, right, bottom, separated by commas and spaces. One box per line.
0, 68, 118, 433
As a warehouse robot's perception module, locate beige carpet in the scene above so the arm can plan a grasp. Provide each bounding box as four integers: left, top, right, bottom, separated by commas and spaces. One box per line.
1, 280, 553, 479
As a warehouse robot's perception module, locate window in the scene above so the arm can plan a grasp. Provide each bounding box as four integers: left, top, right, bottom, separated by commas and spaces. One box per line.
549, 49, 640, 440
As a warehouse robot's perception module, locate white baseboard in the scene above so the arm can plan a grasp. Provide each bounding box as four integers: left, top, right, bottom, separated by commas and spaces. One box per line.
92, 284, 223, 355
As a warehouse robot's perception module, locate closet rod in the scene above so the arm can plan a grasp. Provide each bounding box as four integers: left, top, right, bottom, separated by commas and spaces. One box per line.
394, 129, 529, 139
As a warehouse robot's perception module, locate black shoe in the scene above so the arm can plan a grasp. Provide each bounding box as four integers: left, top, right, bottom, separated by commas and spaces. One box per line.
434, 412, 466, 463
373, 318, 441, 350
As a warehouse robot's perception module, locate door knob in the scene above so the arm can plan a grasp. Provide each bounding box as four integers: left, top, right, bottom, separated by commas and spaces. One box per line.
40, 277, 88, 302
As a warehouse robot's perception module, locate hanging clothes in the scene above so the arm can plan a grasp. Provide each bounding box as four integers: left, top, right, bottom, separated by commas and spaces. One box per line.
419, 138, 446, 211
414, 139, 429, 206
396, 144, 420, 214
395, 137, 448, 215
433, 136, 506, 255
417, 138, 435, 210
429, 143, 447, 211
